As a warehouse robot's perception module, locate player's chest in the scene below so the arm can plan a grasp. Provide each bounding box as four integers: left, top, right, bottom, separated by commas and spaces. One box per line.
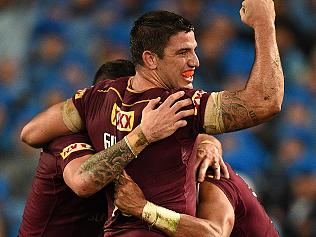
86, 100, 146, 151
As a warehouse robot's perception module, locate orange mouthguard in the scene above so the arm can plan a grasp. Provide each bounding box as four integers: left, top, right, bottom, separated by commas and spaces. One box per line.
182, 70, 194, 78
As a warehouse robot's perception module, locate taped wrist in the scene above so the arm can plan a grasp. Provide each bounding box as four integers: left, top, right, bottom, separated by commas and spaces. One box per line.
142, 201, 180, 234
126, 125, 149, 156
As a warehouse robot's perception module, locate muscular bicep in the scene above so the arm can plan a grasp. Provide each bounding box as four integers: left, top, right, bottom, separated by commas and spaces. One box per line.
197, 181, 234, 237
20, 99, 83, 148
220, 90, 268, 132
204, 90, 274, 134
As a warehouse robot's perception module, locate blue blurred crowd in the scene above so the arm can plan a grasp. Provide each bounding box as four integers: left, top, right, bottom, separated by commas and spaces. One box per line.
0, 0, 315, 236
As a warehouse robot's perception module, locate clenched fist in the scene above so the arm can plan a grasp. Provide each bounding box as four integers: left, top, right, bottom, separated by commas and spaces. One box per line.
240, 0, 275, 29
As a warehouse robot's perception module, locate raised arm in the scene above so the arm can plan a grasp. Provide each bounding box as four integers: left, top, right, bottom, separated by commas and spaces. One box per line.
204, 0, 284, 135
114, 171, 233, 237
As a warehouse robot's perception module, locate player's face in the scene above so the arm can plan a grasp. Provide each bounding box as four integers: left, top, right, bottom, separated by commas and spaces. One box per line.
156, 31, 199, 89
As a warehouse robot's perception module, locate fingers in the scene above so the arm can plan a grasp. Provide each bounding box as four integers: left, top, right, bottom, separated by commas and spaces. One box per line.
219, 159, 230, 179
121, 170, 132, 180
143, 97, 161, 112
212, 160, 221, 180
212, 147, 228, 179
175, 109, 195, 120
197, 158, 211, 183
160, 91, 185, 108
173, 120, 188, 130
170, 98, 192, 113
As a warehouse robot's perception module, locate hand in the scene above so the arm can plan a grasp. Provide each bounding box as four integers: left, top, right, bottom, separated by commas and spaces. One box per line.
195, 134, 229, 182
240, 0, 275, 29
140, 91, 194, 143
114, 170, 147, 219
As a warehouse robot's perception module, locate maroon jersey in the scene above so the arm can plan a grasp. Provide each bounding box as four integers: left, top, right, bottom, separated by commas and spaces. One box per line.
204, 163, 280, 237
18, 133, 107, 237
73, 77, 210, 236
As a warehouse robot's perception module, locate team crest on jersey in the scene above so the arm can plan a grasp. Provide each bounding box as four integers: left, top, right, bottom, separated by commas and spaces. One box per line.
75, 88, 87, 99
192, 90, 206, 115
60, 143, 94, 159
111, 103, 134, 132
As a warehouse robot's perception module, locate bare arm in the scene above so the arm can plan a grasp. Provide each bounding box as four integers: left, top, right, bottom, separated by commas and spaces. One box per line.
205, 0, 284, 134
63, 125, 147, 197
114, 171, 233, 237
20, 102, 73, 148
197, 181, 235, 237
21, 90, 193, 148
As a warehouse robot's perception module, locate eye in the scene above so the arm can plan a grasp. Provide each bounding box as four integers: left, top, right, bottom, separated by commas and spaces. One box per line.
179, 50, 188, 55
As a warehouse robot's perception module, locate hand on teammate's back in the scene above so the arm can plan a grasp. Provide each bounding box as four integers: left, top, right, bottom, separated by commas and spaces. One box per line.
195, 135, 229, 182
140, 91, 194, 143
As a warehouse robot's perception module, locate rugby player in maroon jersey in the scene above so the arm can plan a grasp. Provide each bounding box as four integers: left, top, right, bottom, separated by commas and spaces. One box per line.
21, 0, 284, 235
114, 134, 280, 237
18, 60, 196, 237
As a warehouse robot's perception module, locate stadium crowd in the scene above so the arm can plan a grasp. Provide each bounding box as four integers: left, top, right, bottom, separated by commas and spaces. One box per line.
0, 0, 315, 236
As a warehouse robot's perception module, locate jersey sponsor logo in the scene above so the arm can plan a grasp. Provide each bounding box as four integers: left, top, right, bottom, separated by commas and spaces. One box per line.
60, 143, 94, 159
192, 90, 206, 115
111, 103, 134, 132
75, 88, 87, 99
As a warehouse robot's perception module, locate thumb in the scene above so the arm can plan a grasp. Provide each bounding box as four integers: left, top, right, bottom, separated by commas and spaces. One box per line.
143, 97, 161, 112
122, 170, 132, 181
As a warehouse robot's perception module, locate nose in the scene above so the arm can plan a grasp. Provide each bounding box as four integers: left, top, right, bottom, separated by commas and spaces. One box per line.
188, 52, 199, 68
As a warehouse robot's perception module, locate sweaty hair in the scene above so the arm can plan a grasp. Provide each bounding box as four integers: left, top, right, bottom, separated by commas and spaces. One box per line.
93, 59, 136, 85
130, 10, 194, 66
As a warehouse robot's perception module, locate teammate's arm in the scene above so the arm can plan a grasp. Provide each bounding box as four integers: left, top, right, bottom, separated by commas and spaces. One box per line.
197, 181, 235, 237
20, 102, 74, 148
21, 91, 193, 147
60, 92, 196, 197
63, 124, 149, 197
114, 171, 234, 237
204, 0, 284, 135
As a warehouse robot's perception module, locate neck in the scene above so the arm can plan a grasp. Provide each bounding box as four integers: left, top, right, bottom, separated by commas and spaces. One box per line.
130, 70, 170, 92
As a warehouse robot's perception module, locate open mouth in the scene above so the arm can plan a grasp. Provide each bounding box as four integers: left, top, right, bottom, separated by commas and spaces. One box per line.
182, 70, 194, 81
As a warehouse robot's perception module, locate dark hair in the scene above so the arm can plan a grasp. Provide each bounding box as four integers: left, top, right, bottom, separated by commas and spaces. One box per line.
93, 59, 136, 85
130, 10, 194, 66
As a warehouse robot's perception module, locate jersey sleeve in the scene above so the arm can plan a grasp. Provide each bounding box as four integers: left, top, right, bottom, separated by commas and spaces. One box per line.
72, 80, 112, 127
183, 89, 212, 134
45, 133, 95, 171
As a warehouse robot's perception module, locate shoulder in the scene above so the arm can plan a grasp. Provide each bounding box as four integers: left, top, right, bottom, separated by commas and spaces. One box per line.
96, 76, 129, 90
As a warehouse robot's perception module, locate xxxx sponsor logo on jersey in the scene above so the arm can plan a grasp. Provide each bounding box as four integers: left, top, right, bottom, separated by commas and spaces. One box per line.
75, 88, 87, 99
192, 90, 206, 115
111, 103, 134, 132
60, 143, 94, 159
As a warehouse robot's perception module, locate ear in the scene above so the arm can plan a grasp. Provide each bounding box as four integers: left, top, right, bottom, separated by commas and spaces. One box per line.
142, 51, 158, 70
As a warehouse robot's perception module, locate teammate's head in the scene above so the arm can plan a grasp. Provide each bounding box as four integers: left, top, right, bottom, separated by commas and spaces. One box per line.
93, 59, 135, 85
130, 10, 194, 66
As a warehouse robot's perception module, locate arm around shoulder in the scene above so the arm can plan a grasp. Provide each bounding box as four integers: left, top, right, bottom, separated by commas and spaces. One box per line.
20, 99, 82, 148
